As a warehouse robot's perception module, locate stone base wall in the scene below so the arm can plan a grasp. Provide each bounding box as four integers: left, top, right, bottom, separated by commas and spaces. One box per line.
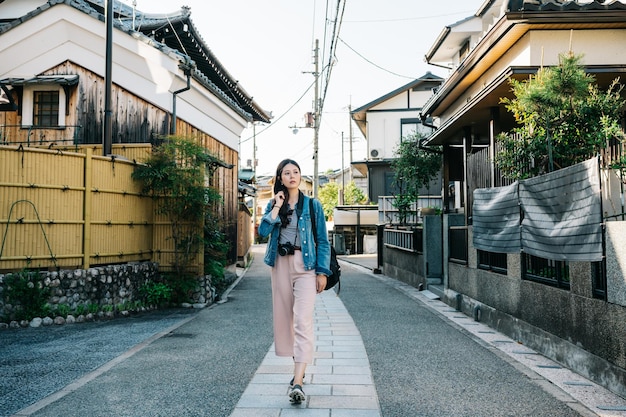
383, 246, 426, 289
0, 262, 216, 323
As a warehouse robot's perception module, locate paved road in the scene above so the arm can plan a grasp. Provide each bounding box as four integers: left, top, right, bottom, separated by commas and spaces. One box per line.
338, 264, 585, 417
0, 244, 614, 416
1, 250, 274, 417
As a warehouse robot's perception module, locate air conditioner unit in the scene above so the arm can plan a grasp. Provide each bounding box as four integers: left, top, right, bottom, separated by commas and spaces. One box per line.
370, 148, 381, 159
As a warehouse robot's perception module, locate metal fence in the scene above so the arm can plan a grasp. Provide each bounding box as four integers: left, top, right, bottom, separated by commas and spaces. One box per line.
383, 227, 422, 253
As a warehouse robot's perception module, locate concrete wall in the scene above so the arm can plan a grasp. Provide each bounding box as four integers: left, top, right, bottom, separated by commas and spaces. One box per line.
383, 246, 425, 289
607, 221, 626, 305
441, 223, 626, 399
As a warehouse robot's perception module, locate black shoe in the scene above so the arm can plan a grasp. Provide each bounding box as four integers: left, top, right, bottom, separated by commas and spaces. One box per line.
289, 384, 305, 404
289, 374, 305, 387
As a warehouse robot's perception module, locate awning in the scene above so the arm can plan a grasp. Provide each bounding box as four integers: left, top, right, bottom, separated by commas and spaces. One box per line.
0, 75, 79, 86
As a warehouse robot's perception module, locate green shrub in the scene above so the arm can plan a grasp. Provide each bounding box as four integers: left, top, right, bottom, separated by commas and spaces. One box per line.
75, 304, 87, 316
138, 281, 172, 307
54, 303, 71, 318
3, 269, 50, 321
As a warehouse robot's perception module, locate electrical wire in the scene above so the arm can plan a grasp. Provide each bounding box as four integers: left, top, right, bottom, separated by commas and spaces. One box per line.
319, 0, 346, 120
337, 36, 415, 79
241, 0, 345, 146
239, 78, 316, 145
343, 10, 474, 23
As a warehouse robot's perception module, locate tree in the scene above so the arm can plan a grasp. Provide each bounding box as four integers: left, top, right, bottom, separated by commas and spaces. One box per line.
344, 181, 368, 205
318, 182, 339, 220
391, 133, 442, 224
496, 52, 625, 180
131, 136, 226, 302
318, 181, 368, 220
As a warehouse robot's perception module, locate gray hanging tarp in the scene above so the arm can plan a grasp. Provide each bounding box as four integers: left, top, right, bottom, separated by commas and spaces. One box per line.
472, 182, 521, 253
519, 158, 603, 261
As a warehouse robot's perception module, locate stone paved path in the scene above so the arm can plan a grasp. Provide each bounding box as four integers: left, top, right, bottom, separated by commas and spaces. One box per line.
230, 290, 381, 416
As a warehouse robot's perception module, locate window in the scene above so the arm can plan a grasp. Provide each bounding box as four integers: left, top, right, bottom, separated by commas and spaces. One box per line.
20, 81, 71, 128
33, 91, 59, 127
591, 260, 607, 300
448, 226, 468, 264
523, 254, 570, 289
478, 250, 507, 274
459, 39, 470, 61
401, 118, 431, 141
401, 118, 419, 141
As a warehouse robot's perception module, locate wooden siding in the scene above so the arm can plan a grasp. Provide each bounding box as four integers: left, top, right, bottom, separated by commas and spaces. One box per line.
0, 60, 241, 269
0, 61, 169, 146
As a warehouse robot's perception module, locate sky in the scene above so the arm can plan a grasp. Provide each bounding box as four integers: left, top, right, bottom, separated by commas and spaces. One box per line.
125, 0, 482, 177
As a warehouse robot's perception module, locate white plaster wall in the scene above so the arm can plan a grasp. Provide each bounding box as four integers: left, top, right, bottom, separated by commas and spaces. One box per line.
436, 28, 626, 129
530, 29, 626, 67
366, 110, 418, 159
365, 87, 434, 159
0, 3, 247, 150
0, 0, 47, 18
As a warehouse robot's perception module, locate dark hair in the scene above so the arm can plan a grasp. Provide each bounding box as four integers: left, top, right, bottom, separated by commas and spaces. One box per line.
273, 159, 300, 227
273, 159, 300, 194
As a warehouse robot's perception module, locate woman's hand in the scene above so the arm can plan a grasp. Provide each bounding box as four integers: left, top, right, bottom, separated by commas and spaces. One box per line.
273, 191, 285, 208
316, 274, 327, 294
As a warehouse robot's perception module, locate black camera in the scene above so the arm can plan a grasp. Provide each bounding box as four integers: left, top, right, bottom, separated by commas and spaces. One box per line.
278, 242, 295, 256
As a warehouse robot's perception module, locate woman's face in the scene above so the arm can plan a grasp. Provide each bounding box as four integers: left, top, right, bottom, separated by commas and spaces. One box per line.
280, 163, 301, 190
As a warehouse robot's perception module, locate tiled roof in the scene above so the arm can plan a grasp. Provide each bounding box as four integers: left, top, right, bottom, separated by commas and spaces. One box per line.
507, 0, 626, 12
0, 0, 271, 123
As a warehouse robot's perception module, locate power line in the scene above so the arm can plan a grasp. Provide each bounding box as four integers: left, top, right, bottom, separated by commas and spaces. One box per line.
239, 78, 316, 145
343, 10, 474, 23
319, 0, 346, 118
337, 36, 415, 79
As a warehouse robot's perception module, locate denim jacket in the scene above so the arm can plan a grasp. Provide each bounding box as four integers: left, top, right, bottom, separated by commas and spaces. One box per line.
258, 193, 331, 277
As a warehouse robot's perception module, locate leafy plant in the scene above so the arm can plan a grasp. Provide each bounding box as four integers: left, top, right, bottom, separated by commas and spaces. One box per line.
391, 133, 442, 225
210, 274, 233, 299
496, 52, 626, 180
344, 181, 368, 205
3, 269, 50, 321
202, 221, 230, 297
318, 181, 369, 220
54, 304, 71, 318
163, 273, 198, 304
131, 136, 223, 273
132, 135, 226, 296
75, 304, 87, 316
138, 281, 172, 307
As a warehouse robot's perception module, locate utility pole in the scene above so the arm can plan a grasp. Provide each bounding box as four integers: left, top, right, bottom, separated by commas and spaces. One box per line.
103, 0, 113, 156
252, 123, 258, 240
290, 40, 321, 198
348, 103, 353, 164
341, 131, 345, 205
313, 39, 320, 199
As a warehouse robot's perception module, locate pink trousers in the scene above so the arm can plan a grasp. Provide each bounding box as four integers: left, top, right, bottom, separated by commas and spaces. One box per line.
271, 251, 317, 364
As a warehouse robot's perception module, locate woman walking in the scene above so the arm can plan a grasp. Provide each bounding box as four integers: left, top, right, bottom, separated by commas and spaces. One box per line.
258, 159, 331, 404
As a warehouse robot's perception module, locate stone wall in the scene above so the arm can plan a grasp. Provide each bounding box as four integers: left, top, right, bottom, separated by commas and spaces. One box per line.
0, 262, 216, 324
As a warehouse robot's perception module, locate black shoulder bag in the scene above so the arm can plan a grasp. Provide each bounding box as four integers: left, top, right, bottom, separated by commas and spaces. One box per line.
310, 198, 341, 294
